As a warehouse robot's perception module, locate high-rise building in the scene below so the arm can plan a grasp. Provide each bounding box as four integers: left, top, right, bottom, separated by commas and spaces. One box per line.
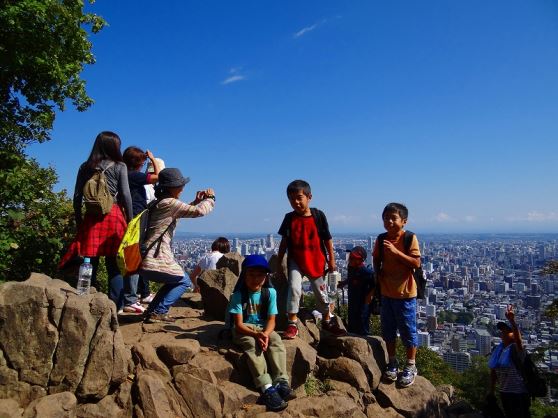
418, 331, 430, 347
427, 316, 438, 332
475, 329, 492, 356
266, 234, 275, 249
443, 352, 471, 372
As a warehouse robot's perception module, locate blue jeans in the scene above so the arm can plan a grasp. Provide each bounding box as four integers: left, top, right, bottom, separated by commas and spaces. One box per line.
380, 296, 417, 348
90, 256, 124, 310
123, 274, 139, 306
139, 270, 190, 315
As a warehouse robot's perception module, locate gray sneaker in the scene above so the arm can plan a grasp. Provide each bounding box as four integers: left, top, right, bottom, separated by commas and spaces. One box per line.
383, 360, 399, 382
398, 364, 417, 387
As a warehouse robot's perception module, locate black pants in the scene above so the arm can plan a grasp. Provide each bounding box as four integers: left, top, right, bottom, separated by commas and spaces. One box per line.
500, 392, 531, 418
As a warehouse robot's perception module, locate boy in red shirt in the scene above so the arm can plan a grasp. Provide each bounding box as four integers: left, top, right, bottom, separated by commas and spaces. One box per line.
277, 180, 346, 339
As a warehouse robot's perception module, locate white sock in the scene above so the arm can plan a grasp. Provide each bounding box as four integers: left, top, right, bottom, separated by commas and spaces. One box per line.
262, 384, 272, 392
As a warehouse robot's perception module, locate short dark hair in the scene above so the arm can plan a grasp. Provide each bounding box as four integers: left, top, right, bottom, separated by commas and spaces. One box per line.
123, 146, 147, 170
286, 179, 311, 197
211, 237, 230, 253
382, 202, 409, 220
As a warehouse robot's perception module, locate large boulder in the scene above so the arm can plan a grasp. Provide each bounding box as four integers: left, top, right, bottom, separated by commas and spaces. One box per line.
375, 376, 439, 418
22, 392, 76, 418
317, 356, 370, 393
134, 370, 190, 418
284, 338, 317, 388
318, 335, 385, 390
198, 269, 239, 320
0, 274, 130, 406
216, 252, 244, 277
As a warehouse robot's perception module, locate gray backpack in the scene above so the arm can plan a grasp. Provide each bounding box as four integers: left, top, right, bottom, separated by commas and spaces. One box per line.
83, 162, 114, 216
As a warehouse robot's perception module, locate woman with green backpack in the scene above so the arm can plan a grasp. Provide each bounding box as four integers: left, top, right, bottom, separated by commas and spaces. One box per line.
68, 131, 133, 310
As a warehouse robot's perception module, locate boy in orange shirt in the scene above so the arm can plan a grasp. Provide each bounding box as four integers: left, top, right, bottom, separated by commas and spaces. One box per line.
367, 202, 421, 387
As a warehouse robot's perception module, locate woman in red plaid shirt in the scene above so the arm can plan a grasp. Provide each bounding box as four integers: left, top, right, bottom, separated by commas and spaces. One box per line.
71, 131, 133, 310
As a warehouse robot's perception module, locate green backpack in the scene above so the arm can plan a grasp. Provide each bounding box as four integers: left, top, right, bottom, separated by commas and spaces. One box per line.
83, 162, 114, 216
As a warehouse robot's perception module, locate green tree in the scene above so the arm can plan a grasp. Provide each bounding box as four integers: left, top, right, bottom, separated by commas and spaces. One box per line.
0, 148, 75, 281
455, 355, 491, 410
0, 0, 105, 148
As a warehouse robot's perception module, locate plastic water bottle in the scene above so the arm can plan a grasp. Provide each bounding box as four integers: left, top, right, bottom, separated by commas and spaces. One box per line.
77, 257, 93, 295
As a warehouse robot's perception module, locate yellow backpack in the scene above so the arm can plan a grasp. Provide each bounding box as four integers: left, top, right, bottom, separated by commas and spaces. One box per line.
116, 201, 172, 276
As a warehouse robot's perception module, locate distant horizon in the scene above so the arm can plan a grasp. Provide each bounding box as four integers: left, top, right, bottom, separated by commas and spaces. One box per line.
175, 231, 558, 239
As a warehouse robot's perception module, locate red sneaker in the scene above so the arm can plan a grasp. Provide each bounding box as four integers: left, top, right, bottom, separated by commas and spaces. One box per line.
283, 323, 299, 339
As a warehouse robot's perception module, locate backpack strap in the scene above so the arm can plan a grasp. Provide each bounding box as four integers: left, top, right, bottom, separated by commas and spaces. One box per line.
310, 208, 329, 258
142, 199, 175, 258
403, 231, 414, 253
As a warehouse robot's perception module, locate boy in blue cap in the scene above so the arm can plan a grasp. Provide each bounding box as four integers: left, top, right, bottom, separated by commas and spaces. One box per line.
229, 255, 294, 412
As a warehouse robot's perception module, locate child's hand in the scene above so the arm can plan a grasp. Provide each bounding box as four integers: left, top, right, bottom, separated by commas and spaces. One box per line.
146, 150, 155, 161
383, 240, 399, 255
505, 305, 515, 323
257, 332, 269, 351
327, 260, 336, 273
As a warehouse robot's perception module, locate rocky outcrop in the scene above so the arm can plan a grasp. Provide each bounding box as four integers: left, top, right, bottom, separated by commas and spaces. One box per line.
0, 273, 473, 418
0, 274, 130, 410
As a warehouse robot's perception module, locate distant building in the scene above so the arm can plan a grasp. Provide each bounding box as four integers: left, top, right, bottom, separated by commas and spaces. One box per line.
475, 329, 492, 356
443, 351, 471, 372
418, 331, 431, 347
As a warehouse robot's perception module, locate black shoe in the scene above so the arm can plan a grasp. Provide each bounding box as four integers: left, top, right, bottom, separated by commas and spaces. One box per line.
261, 386, 288, 412
275, 380, 296, 401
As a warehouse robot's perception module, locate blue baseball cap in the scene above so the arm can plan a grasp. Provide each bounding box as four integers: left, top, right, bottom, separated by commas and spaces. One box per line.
242, 255, 271, 272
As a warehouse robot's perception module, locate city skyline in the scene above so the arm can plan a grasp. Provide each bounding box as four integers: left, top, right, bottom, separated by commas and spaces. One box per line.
27, 1, 558, 234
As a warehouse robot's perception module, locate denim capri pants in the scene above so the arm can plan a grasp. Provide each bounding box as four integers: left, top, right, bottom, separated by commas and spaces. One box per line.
380, 296, 418, 348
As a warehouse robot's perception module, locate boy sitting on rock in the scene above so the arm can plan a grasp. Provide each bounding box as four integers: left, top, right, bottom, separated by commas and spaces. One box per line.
229, 255, 295, 412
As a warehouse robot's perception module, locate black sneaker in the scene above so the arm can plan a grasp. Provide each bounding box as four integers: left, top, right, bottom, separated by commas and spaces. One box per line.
275, 380, 296, 401
261, 386, 287, 412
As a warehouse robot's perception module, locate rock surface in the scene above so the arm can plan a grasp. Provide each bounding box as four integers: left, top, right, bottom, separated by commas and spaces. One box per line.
0, 273, 469, 418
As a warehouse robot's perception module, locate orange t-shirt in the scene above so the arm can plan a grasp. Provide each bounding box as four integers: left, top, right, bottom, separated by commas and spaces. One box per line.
373, 232, 421, 299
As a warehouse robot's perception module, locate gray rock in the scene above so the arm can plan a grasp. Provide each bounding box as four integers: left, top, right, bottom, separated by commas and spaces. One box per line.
216, 253, 244, 277
283, 338, 317, 388
375, 376, 437, 418
0, 274, 129, 405
22, 392, 76, 418
198, 269, 239, 320
157, 340, 201, 367
287, 394, 366, 417
0, 398, 23, 418
319, 335, 385, 390
131, 342, 172, 381
317, 357, 370, 392
188, 351, 235, 381
135, 370, 191, 418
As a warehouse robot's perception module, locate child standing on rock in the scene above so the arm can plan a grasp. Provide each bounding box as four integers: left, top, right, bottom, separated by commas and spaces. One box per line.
277, 179, 346, 339
367, 202, 421, 387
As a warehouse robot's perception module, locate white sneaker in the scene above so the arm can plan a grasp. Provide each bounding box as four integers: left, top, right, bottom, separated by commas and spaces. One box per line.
141, 293, 155, 304
123, 302, 146, 314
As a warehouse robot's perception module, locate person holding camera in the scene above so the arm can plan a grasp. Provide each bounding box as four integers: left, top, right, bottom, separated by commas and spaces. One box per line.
139, 168, 215, 323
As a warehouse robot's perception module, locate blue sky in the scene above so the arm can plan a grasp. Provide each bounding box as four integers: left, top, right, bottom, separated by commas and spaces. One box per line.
28, 0, 558, 234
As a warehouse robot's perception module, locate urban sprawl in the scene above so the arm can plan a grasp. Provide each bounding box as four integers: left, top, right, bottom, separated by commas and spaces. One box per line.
172, 233, 558, 375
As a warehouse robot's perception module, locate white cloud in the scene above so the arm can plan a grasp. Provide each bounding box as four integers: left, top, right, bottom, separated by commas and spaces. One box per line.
221, 67, 246, 85
222, 75, 245, 85
434, 212, 455, 223
508, 211, 558, 222
293, 23, 318, 38
293, 18, 330, 39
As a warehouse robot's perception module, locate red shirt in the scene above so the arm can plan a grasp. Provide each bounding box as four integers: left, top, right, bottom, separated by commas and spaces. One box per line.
290, 214, 325, 279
